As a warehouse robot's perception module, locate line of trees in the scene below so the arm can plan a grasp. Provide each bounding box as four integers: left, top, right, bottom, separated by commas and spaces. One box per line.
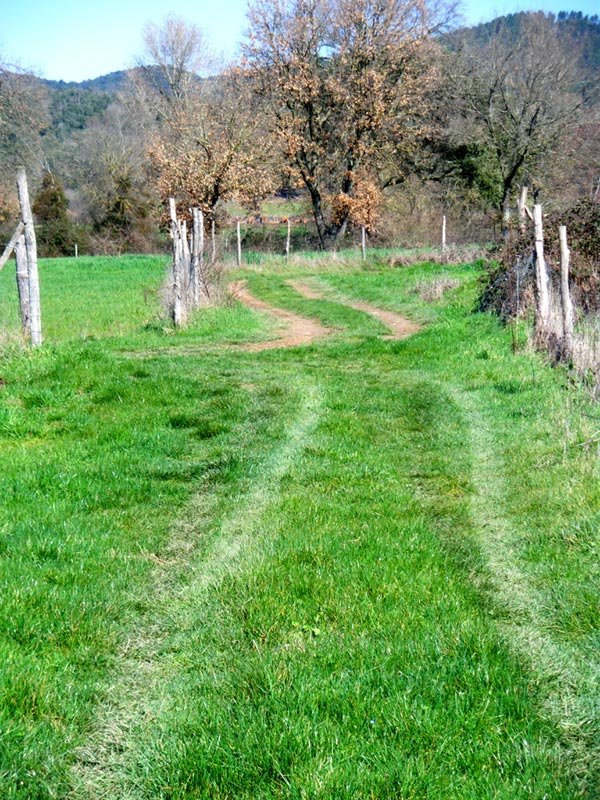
1, 4, 598, 253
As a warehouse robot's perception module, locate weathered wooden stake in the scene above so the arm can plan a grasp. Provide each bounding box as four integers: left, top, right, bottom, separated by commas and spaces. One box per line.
191, 208, 200, 307
211, 219, 216, 262
15, 234, 31, 339
559, 225, 574, 358
441, 215, 447, 253
236, 220, 242, 268
361, 226, 367, 262
533, 204, 551, 334
16, 168, 42, 346
199, 209, 207, 299
0, 221, 25, 271
169, 198, 185, 326
74, 244, 78, 258
517, 187, 529, 232
286, 218, 291, 262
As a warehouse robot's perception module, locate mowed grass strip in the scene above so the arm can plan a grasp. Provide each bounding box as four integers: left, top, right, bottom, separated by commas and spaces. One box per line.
87, 347, 584, 799
0, 254, 597, 798
0, 307, 299, 798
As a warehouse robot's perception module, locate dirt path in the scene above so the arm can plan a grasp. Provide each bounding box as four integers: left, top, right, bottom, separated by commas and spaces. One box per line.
230, 280, 330, 350
288, 280, 420, 339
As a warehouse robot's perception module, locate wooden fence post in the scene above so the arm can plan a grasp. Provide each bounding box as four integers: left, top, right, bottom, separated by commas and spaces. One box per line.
211, 219, 216, 263
236, 220, 242, 268
559, 225, 574, 358
361, 226, 367, 262
16, 168, 42, 346
169, 198, 185, 326
533, 204, 551, 335
15, 234, 31, 339
0, 221, 25, 271
518, 187, 529, 232
286, 218, 291, 262
191, 208, 200, 307
199, 208, 207, 300
441, 215, 447, 253
181, 219, 190, 304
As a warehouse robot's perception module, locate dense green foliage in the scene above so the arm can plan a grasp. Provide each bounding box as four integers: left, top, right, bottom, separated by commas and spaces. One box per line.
32, 171, 86, 257
0, 253, 597, 798
47, 87, 112, 139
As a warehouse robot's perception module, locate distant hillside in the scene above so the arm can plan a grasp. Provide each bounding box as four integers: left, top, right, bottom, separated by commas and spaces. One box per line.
43, 69, 130, 95
40, 71, 132, 140
455, 10, 600, 74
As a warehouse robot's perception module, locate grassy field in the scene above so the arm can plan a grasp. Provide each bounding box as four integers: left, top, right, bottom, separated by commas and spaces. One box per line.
0, 252, 597, 798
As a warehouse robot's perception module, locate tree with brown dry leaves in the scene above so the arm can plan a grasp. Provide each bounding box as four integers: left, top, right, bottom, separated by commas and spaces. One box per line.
243, 0, 455, 248
135, 16, 277, 223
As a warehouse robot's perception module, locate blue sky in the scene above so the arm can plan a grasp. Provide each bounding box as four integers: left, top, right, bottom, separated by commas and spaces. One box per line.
1, 0, 598, 82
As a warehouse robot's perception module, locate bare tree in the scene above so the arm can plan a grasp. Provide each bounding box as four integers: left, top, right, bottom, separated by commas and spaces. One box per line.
243, 0, 455, 248
70, 99, 159, 252
0, 61, 48, 227
136, 18, 276, 221
447, 13, 584, 229
137, 15, 214, 111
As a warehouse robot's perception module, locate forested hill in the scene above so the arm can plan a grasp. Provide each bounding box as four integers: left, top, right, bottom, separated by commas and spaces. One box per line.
43, 69, 129, 94
40, 71, 128, 139
39, 12, 599, 137
460, 10, 600, 71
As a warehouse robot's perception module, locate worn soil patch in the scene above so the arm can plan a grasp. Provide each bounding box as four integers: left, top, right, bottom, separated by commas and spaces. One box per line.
288, 280, 420, 339
230, 280, 330, 350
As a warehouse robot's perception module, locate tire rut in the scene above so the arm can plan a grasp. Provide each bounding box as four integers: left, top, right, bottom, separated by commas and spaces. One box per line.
230, 280, 330, 350
287, 279, 420, 339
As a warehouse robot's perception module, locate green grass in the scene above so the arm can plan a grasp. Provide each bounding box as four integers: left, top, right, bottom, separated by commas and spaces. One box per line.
0, 255, 168, 342
0, 254, 597, 798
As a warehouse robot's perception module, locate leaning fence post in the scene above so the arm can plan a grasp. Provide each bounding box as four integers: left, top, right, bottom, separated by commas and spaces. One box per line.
0, 221, 25, 271
16, 168, 42, 346
533, 204, 551, 335
559, 225, 574, 359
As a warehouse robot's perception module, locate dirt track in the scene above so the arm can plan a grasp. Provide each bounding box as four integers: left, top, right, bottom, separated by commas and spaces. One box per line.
230, 280, 330, 350
289, 280, 420, 340
231, 279, 419, 350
